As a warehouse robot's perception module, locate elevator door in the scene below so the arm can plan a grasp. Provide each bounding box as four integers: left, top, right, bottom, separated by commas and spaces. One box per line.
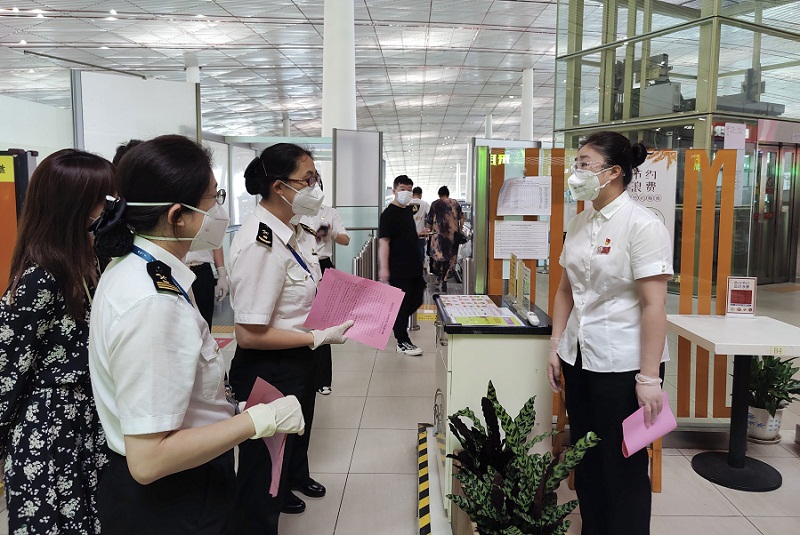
750, 145, 798, 284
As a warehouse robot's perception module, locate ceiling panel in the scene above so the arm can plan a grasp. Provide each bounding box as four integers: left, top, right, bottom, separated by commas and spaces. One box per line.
0, 0, 562, 192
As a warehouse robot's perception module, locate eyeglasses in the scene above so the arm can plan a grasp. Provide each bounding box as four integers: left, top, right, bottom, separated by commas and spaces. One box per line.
571, 160, 610, 172
201, 188, 227, 205
285, 172, 320, 189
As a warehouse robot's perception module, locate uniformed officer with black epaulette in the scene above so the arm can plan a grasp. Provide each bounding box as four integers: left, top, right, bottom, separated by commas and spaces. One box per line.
228, 143, 353, 535
88, 135, 305, 534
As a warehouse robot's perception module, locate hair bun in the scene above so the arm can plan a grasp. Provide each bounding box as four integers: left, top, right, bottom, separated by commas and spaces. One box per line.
244, 157, 263, 195
91, 196, 136, 257
630, 143, 648, 168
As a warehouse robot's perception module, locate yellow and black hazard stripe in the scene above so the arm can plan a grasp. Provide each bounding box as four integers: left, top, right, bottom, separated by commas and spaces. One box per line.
418, 422, 432, 535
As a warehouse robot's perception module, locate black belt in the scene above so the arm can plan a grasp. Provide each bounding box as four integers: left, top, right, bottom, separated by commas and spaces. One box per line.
188, 263, 211, 271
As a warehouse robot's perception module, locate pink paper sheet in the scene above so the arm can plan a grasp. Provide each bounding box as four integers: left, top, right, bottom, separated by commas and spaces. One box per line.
622, 391, 677, 458
244, 377, 287, 497
304, 268, 405, 350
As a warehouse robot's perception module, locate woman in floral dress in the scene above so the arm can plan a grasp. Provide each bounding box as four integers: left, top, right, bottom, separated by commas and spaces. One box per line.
0, 149, 114, 534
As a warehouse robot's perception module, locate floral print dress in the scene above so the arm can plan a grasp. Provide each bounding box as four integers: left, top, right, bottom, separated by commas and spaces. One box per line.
0, 266, 108, 534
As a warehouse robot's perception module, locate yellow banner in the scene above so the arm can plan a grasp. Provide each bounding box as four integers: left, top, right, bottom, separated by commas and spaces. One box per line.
0, 155, 15, 183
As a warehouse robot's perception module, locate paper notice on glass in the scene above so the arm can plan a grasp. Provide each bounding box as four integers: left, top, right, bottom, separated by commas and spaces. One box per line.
493, 221, 549, 259
303, 268, 404, 350
497, 176, 552, 216
243, 378, 287, 497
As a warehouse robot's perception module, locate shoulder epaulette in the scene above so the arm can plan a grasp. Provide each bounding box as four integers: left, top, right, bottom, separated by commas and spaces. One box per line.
256, 222, 273, 247
300, 223, 317, 236
146, 261, 182, 296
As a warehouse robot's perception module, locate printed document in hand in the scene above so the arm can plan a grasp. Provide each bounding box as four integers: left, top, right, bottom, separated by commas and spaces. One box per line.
244, 378, 286, 497
304, 268, 404, 350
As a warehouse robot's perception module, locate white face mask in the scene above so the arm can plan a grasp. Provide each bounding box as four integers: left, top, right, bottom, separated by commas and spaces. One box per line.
395, 190, 413, 206
280, 181, 325, 217
131, 202, 230, 251
567, 168, 612, 202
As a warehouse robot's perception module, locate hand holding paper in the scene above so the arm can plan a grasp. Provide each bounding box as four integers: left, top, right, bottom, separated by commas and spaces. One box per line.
622, 391, 676, 458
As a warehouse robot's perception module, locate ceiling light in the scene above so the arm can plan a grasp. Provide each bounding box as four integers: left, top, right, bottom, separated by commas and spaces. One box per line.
28, 69, 34, 73
13, 7, 19, 12
100, 46, 109, 49
196, 14, 206, 18
109, 9, 117, 15
105, 16, 116, 20
36, 13, 43, 18
18, 39, 26, 45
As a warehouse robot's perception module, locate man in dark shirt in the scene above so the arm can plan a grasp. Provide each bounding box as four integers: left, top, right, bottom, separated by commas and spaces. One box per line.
378, 175, 425, 356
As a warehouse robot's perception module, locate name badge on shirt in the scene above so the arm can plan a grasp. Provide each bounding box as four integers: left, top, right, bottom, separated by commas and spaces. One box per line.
596, 237, 611, 255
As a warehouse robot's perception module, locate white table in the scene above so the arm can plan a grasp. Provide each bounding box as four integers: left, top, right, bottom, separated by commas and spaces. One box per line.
666, 315, 800, 491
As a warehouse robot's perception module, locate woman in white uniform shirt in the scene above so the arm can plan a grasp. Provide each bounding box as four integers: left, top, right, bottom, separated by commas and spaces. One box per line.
547, 131, 673, 535
88, 135, 304, 534
228, 143, 353, 534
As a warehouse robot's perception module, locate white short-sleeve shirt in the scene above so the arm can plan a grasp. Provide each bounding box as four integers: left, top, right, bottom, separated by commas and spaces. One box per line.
306, 205, 349, 260
409, 198, 430, 235
229, 203, 317, 332
89, 236, 233, 455
557, 191, 674, 373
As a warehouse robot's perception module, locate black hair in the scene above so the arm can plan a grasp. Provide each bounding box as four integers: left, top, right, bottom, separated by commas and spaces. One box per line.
112, 139, 143, 166
412, 186, 422, 196
93, 134, 213, 257
394, 174, 413, 189
438, 186, 450, 197
579, 131, 648, 187
244, 143, 314, 200
9, 149, 114, 319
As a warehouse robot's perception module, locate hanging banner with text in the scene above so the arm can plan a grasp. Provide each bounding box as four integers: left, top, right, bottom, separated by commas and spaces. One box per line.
626, 150, 678, 244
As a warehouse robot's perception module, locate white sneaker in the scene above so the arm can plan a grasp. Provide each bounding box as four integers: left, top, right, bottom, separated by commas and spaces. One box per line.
397, 342, 423, 356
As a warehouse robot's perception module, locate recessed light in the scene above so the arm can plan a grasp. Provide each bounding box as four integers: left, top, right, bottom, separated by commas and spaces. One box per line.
18, 39, 26, 45
110, 9, 117, 15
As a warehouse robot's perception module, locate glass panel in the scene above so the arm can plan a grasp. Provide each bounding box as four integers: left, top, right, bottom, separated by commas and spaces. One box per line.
717, 24, 800, 120
335, 206, 381, 230
725, 0, 800, 32
230, 145, 257, 227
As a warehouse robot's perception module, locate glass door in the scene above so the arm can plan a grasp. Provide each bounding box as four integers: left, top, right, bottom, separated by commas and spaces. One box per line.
750, 145, 797, 283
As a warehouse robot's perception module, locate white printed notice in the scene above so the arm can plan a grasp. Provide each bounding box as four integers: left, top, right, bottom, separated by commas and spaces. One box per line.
497, 176, 552, 216
626, 150, 678, 244
304, 269, 404, 350
493, 221, 549, 259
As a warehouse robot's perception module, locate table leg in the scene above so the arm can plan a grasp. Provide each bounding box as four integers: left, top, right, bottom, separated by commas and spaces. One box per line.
691, 354, 782, 491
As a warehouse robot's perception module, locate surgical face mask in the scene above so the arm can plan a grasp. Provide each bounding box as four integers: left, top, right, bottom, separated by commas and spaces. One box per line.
396, 190, 413, 206
567, 168, 612, 202
131, 201, 229, 251
280, 181, 325, 217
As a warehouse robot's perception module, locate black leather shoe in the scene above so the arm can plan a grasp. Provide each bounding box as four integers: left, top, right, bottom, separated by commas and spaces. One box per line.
292, 478, 326, 498
280, 492, 306, 514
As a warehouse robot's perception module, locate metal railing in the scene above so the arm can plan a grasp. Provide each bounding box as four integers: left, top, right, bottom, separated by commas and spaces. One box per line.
352, 236, 378, 281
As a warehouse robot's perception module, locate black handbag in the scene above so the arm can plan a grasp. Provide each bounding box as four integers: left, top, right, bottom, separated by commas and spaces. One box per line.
454, 230, 468, 245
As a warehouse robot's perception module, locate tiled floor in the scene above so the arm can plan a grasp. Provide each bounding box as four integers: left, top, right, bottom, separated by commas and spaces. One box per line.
2, 276, 799, 534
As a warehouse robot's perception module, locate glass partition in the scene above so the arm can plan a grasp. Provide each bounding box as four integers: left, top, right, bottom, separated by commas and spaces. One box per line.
230, 145, 257, 226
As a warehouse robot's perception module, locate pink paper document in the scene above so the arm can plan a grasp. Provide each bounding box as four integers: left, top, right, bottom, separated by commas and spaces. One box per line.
244, 378, 287, 497
622, 391, 677, 458
304, 268, 404, 350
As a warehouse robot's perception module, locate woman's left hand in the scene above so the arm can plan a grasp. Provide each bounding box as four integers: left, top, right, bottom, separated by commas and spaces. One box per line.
635, 383, 663, 427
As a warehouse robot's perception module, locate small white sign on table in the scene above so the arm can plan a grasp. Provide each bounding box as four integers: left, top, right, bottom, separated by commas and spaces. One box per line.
726, 276, 757, 316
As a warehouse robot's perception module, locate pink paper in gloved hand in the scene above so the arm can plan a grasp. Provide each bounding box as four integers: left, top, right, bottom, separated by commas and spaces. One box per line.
244, 377, 288, 497
622, 391, 677, 458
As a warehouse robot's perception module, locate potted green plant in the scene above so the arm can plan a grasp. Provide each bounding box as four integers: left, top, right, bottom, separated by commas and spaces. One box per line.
747, 355, 800, 441
447, 381, 599, 535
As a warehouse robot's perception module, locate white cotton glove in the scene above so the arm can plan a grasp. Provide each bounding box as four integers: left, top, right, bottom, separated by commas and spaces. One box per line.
214, 268, 229, 301
310, 320, 355, 350
245, 395, 305, 439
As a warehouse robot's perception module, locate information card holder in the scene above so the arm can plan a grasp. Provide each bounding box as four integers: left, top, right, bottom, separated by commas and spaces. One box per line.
507, 252, 518, 304
726, 276, 757, 317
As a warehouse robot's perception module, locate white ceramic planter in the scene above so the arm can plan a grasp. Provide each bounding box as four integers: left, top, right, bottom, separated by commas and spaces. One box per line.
747, 406, 783, 441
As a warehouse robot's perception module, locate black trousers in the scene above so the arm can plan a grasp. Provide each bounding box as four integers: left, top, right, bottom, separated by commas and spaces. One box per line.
97, 450, 235, 534
190, 263, 216, 329
561, 351, 663, 535
389, 275, 425, 344
228, 345, 320, 535
315, 258, 335, 389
